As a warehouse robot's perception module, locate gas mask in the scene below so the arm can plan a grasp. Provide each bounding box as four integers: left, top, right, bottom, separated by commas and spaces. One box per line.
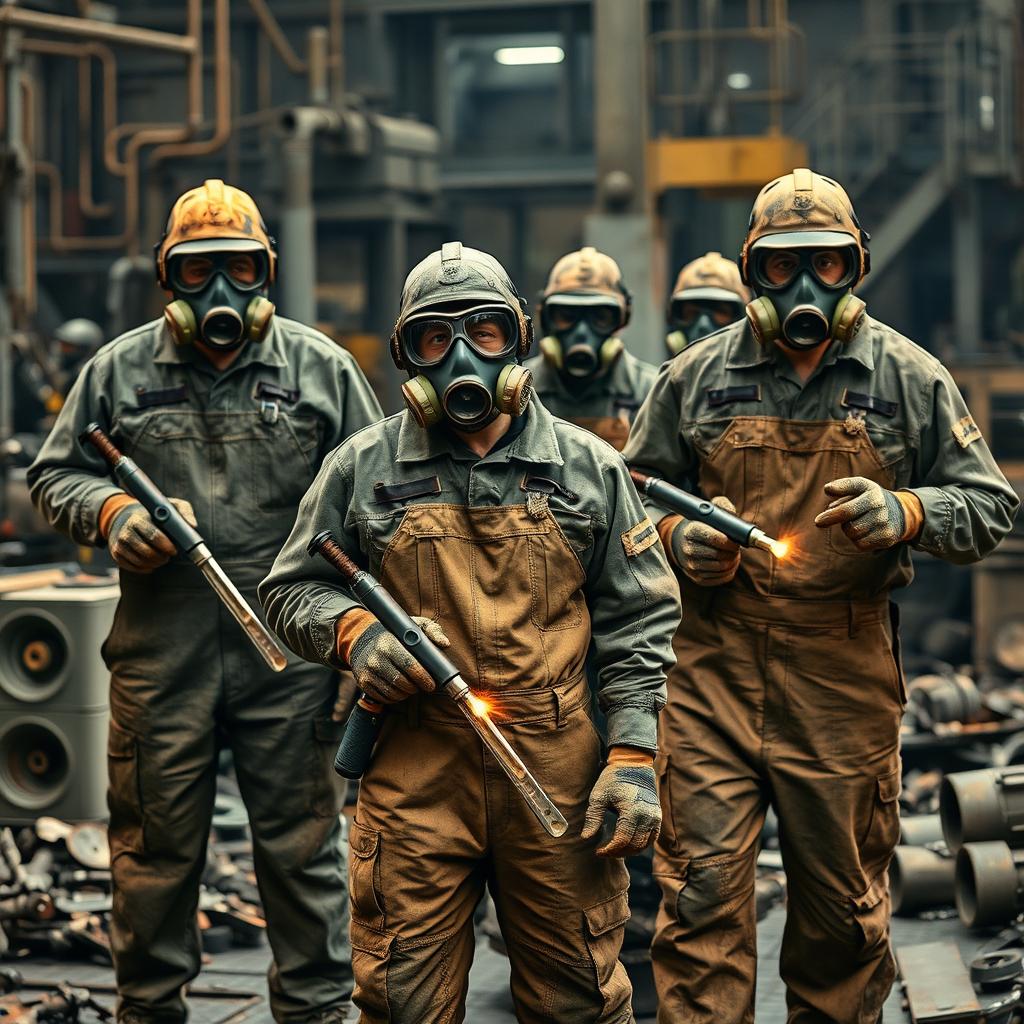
666, 299, 744, 355
539, 301, 624, 382
746, 246, 866, 350
399, 305, 533, 432
163, 247, 275, 350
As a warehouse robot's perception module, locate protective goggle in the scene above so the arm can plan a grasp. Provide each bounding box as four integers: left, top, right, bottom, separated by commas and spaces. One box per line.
668, 298, 743, 330
168, 250, 270, 294
751, 246, 858, 291
545, 302, 622, 335
401, 305, 518, 367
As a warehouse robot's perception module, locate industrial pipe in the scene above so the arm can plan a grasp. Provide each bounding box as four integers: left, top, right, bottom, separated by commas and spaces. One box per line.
0, 7, 198, 55
955, 841, 1024, 928
891, 845, 956, 916
941, 767, 1024, 852
276, 107, 344, 324
908, 672, 983, 726
900, 814, 946, 847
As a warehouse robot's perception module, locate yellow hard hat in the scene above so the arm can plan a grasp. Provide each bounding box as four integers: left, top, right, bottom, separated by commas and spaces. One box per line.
739, 168, 870, 286
155, 179, 276, 288
670, 252, 750, 306
539, 246, 632, 327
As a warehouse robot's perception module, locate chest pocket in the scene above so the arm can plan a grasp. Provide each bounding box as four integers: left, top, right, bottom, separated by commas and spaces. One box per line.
250, 413, 321, 511
112, 408, 320, 515
521, 475, 594, 561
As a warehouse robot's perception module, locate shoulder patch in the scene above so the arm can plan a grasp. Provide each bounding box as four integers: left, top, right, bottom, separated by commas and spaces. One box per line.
622, 517, 658, 557
951, 414, 982, 448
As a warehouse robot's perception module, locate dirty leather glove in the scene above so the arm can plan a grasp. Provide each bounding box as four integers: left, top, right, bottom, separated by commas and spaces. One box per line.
582, 751, 661, 858
814, 477, 924, 551
347, 616, 450, 706
670, 496, 741, 586
106, 499, 196, 573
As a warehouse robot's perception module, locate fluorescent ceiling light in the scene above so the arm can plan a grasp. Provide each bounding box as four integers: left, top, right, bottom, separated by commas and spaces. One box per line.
727, 71, 752, 90
495, 45, 565, 66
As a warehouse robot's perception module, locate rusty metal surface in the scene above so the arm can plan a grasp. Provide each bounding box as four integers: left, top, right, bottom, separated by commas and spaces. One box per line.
897, 941, 983, 1023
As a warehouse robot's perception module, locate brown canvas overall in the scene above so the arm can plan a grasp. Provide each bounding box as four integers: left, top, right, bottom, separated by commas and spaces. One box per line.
349, 500, 634, 1024
652, 418, 904, 1024
569, 415, 631, 452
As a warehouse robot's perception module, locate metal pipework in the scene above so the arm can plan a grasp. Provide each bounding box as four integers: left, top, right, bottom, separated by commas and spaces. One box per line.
79, 423, 287, 673
0, 7, 198, 54
955, 841, 1024, 928
940, 767, 1024, 853
907, 672, 983, 726
276, 105, 367, 324
891, 845, 956, 916
628, 470, 787, 557
307, 531, 569, 839
900, 814, 945, 847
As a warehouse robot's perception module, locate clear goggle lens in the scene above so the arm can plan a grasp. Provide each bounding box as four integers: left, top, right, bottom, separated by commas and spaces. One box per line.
170, 251, 269, 293
403, 307, 517, 365
669, 299, 743, 330
752, 247, 857, 291
545, 303, 621, 335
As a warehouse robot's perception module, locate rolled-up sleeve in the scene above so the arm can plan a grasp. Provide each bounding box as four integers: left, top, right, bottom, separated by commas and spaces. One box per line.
585, 456, 681, 753
258, 449, 364, 666
906, 366, 1019, 563
27, 358, 124, 546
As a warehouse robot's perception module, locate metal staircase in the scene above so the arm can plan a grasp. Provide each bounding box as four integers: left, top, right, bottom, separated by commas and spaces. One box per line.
786, 2, 1021, 292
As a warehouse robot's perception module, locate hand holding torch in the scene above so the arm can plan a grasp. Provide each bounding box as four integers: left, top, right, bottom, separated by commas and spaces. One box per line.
79, 423, 288, 672
628, 470, 788, 559
308, 531, 569, 839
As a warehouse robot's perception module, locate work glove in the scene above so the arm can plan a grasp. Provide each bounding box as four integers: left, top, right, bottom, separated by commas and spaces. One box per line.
107, 499, 195, 573
670, 496, 741, 586
814, 477, 924, 551
347, 616, 450, 706
582, 752, 661, 858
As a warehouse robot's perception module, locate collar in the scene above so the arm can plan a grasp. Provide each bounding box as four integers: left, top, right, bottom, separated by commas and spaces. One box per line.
395, 396, 564, 466
723, 318, 875, 372
152, 316, 288, 370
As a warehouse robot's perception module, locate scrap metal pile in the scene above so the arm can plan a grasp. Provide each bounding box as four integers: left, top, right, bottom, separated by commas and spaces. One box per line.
892, 662, 1024, 1021
0, 782, 265, 965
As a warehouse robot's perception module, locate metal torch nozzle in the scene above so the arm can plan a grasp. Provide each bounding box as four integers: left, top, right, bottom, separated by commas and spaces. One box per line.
749, 529, 790, 560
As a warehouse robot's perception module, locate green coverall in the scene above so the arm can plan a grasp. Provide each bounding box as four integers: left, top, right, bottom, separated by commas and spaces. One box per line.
28, 315, 382, 1023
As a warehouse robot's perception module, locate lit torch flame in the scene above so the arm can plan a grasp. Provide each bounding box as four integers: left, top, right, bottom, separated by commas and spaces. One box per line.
467, 693, 492, 718
769, 538, 791, 560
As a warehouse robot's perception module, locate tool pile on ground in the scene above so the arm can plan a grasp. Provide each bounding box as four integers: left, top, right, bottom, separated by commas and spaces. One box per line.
0, 781, 265, 964
0, 967, 111, 1023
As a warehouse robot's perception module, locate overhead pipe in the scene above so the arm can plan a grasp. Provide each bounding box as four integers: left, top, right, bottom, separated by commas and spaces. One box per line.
0, 7, 197, 56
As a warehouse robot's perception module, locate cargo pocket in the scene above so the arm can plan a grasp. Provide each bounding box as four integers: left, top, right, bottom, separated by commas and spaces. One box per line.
851, 872, 890, 951
858, 767, 901, 877
106, 719, 143, 859
583, 890, 632, 1013
310, 716, 346, 817
349, 822, 386, 929
350, 919, 397, 1022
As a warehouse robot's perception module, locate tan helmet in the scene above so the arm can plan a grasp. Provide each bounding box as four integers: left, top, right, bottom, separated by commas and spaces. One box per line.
155, 179, 277, 288
739, 168, 870, 286
669, 252, 750, 306
539, 246, 632, 328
